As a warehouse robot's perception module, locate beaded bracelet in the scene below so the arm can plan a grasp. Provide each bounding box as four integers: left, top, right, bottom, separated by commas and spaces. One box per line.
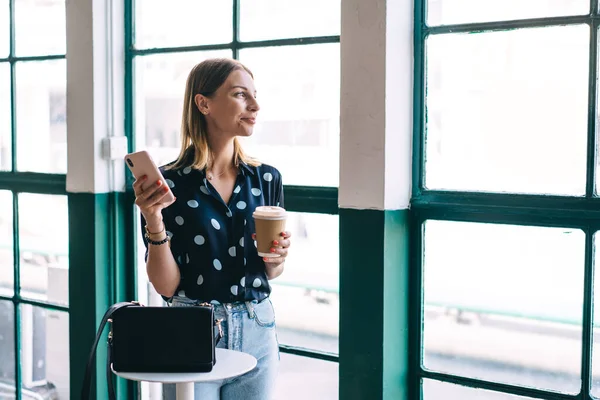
144, 232, 170, 246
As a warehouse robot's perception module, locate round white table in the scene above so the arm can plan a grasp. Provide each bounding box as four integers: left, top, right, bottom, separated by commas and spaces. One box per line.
112, 348, 257, 400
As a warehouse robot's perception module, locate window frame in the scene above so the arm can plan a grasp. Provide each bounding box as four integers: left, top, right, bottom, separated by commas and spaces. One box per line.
123, 0, 340, 364
411, 1, 600, 399
0, 1, 70, 400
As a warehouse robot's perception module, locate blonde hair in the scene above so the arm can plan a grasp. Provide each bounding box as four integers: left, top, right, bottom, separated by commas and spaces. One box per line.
167, 58, 260, 171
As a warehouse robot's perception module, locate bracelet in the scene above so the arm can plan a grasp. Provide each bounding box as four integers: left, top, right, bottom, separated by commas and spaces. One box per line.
145, 232, 170, 246
145, 223, 165, 236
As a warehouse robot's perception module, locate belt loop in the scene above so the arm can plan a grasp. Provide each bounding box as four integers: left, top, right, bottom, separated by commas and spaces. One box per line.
245, 301, 255, 318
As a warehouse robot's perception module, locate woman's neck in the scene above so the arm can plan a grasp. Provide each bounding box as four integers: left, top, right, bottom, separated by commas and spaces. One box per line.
207, 136, 236, 173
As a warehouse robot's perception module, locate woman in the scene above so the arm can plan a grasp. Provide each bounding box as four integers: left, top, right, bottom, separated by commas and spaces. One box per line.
132, 58, 291, 400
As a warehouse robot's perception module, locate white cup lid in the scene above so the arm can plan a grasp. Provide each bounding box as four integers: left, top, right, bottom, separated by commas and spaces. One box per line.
252, 206, 287, 220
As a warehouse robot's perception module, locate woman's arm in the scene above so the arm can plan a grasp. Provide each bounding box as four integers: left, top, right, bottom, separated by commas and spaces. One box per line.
133, 175, 180, 298
145, 217, 181, 297
265, 262, 284, 280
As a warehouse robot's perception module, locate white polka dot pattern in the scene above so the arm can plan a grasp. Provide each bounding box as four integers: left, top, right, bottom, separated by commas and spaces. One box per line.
156, 165, 283, 302
213, 259, 222, 270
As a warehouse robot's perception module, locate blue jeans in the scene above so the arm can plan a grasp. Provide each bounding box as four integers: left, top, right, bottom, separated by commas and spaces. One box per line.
163, 297, 280, 400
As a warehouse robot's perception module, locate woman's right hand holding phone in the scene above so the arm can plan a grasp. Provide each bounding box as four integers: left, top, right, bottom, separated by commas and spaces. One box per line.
133, 175, 175, 230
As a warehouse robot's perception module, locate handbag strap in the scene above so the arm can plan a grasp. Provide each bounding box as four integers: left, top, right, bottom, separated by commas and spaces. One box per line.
81, 301, 137, 400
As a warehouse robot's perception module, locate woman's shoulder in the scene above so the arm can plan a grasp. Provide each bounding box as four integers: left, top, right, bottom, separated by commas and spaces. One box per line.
159, 161, 184, 180
250, 163, 282, 180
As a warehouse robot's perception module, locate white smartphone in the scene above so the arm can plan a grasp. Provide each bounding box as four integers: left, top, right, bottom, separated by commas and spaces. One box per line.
125, 150, 175, 203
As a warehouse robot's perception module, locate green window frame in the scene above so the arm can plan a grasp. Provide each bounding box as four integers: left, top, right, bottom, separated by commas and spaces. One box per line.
0, 1, 69, 400
411, 1, 600, 399
123, 0, 339, 364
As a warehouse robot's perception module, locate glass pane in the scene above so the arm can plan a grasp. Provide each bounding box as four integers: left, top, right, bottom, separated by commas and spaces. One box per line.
425, 25, 589, 195
16, 60, 66, 173
20, 304, 68, 399
270, 212, 339, 353
274, 353, 338, 399
15, 0, 66, 56
0, 2, 8, 58
239, 44, 340, 187
239, 0, 340, 41
423, 220, 584, 393
19, 194, 69, 306
0, 63, 11, 171
0, 191, 13, 298
427, 0, 588, 26
134, 0, 232, 49
0, 301, 15, 398
134, 50, 232, 164
423, 379, 538, 399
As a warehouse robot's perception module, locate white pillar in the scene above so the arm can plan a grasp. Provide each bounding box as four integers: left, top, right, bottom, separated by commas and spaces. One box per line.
339, 0, 413, 211
66, 0, 126, 194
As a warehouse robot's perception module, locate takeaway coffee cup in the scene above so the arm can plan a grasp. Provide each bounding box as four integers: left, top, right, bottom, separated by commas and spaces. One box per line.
252, 206, 287, 258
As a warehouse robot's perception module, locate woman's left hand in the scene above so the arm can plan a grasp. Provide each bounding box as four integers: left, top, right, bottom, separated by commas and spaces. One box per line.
252, 231, 292, 268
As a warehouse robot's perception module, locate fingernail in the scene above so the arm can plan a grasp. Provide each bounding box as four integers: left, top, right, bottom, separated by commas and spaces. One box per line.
273, 240, 279, 246
163, 187, 169, 192
263, 257, 268, 261
156, 180, 162, 186
270, 248, 276, 253
280, 232, 285, 236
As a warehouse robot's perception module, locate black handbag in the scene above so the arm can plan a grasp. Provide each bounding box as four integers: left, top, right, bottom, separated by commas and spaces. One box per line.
81, 301, 223, 400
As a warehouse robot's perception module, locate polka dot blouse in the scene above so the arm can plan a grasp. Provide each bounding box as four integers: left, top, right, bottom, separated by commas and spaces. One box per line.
141, 161, 284, 303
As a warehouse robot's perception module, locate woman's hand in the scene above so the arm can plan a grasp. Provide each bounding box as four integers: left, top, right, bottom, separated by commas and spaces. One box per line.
133, 175, 176, 229
253, 231, 291, 279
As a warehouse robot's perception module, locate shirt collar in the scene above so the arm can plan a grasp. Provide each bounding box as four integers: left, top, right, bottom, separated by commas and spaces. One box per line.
238, 161, 255, 176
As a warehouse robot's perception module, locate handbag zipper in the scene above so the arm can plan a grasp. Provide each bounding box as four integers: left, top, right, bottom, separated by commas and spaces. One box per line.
198, 303, 224, 339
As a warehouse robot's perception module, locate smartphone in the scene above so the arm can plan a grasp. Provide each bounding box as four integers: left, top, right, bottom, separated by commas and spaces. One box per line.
125, 150, 175, 203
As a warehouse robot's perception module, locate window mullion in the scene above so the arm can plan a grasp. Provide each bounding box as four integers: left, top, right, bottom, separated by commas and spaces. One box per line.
412, 0, 426, 196
586, 22, 598, 197
426, 15, 592, 36
12, 192, 21, 400
581, 230, 595, 397
9, 0, 15, 173
232, 0, 240, 59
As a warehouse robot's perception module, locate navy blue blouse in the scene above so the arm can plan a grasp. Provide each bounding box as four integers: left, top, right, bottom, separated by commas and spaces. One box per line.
141, 160, 284, 303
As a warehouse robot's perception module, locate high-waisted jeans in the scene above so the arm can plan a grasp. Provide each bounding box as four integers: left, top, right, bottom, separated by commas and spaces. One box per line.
163, 296, 280, 400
